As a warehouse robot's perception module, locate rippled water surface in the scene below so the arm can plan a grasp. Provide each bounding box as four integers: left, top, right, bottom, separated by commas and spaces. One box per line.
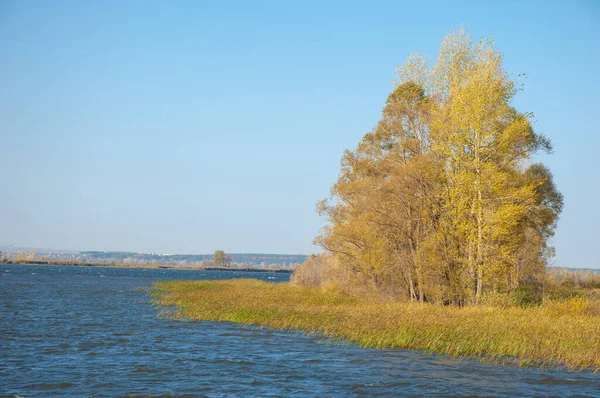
1, 264, 598, 397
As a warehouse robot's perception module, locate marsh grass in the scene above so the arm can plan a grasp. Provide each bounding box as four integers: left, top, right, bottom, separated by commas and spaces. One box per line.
152, 279, 600, 372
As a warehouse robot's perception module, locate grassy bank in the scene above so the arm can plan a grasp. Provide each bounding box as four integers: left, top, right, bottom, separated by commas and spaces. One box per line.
152, 279, 600, 372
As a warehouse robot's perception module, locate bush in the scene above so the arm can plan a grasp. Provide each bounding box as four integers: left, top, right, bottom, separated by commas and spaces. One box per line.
542, 296, 600, 316
512, 279, 544, 307
290, 254, 335, 288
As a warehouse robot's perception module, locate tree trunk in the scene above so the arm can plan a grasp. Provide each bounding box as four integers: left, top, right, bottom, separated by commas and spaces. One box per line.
475, 188, 484, 300
409, 237, 424, 303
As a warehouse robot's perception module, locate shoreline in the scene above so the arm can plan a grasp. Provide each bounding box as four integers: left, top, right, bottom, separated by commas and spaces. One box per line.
0, 260, 292, 273
152, 279, 600, 372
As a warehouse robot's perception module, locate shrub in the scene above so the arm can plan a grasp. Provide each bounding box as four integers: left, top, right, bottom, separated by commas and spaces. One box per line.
290, 254, 335, 288
512, 279, 544, 307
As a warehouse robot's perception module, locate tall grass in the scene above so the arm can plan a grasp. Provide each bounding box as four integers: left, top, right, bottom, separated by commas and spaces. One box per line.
152, 279, 600, 372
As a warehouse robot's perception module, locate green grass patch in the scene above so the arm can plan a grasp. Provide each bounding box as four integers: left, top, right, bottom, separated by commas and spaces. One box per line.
151, 279, 600, 372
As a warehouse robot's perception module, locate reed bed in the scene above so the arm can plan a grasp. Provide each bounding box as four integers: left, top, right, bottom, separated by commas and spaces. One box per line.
152, 279, 600, 372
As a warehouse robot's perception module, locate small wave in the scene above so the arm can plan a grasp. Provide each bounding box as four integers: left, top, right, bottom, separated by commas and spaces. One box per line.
525, 376, 592, 386
24, 382, 73, 390
42, 348, 63, 355
302, 358, 323, 364
134, 367, 155, 373
78, 341, 106, 349
216, 359, 256, 366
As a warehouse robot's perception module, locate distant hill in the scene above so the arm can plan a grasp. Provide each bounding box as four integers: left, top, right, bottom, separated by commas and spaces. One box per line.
0, 245, 78, 254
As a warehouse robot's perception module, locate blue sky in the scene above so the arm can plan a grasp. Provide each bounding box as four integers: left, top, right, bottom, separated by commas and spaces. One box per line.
1, 1, 598, 267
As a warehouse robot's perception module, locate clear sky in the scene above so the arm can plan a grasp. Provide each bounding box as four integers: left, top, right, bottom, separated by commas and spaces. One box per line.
1, 1, 598, 267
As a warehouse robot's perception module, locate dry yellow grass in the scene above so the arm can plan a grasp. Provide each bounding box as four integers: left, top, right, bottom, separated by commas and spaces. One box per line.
152, 279, 600, 372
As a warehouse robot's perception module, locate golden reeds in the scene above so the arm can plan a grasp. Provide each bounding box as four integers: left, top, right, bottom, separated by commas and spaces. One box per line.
152, 279, 600, 372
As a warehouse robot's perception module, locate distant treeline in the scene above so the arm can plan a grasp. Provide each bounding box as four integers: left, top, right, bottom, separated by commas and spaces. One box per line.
81, 251, 308, 267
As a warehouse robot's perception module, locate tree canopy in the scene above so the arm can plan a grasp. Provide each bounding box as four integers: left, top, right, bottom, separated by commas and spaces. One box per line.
316, 29, 562, 304
213, 250, 232, 267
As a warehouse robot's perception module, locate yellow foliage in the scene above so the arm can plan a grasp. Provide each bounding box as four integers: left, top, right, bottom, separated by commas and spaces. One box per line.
316, 28, 562, 302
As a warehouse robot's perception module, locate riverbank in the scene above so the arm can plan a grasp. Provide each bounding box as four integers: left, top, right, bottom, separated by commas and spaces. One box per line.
152, 279, 600, 372
0, 260, 291, 272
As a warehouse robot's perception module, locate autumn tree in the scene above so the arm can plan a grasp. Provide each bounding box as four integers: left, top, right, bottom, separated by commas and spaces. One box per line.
213, 250, 232, 267
316, 29, 562, 304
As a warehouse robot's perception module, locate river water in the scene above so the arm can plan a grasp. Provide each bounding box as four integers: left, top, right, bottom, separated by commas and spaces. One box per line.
0, 264, 598, 397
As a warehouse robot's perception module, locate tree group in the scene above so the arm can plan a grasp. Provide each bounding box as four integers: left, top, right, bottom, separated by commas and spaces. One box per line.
316, 30, 562, 304
213, 250, 232, 267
